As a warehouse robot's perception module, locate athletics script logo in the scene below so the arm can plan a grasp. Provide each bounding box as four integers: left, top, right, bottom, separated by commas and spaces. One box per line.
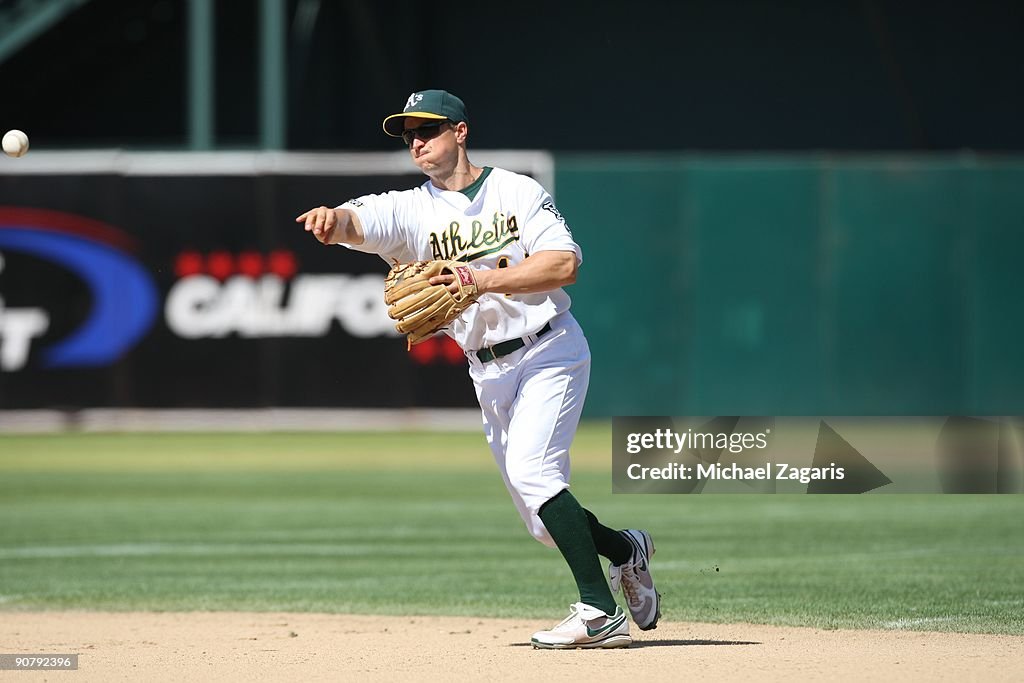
428, 211, 520, 262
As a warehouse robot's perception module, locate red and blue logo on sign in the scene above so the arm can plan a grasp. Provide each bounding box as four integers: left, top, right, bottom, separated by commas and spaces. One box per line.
0, 207, 158, 368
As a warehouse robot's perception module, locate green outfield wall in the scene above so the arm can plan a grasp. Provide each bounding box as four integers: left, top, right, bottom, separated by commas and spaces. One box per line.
557, 155, 1024, 417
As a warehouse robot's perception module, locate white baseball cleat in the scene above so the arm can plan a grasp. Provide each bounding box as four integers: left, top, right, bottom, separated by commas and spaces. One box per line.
530, 602, 632, 649
609, 529, 661, 630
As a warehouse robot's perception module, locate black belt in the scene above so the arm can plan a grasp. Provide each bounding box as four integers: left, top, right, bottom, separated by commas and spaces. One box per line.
475, 322, 552, 363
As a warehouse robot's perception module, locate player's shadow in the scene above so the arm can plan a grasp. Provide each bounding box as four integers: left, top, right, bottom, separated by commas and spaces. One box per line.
511, 638, 759, 648
631, 638, 760, 648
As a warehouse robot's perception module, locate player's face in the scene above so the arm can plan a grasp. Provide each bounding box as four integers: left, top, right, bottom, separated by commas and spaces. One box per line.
404, 118, 458, 173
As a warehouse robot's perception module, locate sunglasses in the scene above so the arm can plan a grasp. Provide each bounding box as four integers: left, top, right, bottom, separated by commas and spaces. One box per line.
401, 120, 451, 146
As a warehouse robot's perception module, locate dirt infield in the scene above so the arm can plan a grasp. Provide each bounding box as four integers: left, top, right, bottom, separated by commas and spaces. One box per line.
3, 612, 1022, 682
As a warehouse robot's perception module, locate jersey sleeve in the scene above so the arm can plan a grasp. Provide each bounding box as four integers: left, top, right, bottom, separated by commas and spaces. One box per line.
516, 177, 583, 265
336, 190, 413, 261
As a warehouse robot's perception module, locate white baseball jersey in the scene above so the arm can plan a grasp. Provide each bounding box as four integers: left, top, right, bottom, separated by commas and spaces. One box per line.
338, 167, 581, 350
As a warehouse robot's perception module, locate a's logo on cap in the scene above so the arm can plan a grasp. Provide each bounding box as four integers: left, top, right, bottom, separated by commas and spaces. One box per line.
404, 92, 424, 111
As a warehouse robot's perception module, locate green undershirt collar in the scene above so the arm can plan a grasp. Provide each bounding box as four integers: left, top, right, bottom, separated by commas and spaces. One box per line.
460, 167, 492, 201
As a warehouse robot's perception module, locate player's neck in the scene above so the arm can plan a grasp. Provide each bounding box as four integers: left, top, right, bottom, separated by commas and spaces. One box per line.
428, 154, 482, 193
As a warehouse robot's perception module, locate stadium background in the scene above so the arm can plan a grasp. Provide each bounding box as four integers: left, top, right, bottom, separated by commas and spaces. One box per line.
1, 0, 1022, 417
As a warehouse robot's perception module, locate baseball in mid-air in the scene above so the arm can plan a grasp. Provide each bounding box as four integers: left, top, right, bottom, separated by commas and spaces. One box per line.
2, 129, 30, 158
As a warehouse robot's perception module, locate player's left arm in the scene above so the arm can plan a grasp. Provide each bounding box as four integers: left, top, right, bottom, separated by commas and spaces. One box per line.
477, 250, 578, 295
429, 250, 577, 295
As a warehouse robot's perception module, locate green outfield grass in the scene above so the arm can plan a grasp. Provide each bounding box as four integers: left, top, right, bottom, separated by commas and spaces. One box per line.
1, 424, 1022, 635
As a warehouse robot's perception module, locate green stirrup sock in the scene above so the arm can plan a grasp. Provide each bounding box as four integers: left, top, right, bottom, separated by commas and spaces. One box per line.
538, 489, 619, 615
583, 508, 633, 566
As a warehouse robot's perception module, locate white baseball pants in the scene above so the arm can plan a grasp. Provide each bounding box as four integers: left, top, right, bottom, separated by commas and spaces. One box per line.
467, 311, 591, 547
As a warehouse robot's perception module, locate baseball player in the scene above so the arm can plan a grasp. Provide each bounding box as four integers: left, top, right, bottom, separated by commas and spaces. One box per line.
296, 90, 660, 649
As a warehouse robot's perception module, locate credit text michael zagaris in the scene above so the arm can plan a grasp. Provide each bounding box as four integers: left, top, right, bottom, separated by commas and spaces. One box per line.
625, 461, 846, 483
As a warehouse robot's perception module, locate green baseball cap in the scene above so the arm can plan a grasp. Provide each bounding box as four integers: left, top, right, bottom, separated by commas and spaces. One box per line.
382, 89, 468, 137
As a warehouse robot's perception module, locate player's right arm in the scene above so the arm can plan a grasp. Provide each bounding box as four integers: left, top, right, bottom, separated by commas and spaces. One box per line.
295, 206, 365, 246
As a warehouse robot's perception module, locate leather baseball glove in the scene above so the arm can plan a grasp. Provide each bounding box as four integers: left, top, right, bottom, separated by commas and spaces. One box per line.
383, 260, 480, 346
